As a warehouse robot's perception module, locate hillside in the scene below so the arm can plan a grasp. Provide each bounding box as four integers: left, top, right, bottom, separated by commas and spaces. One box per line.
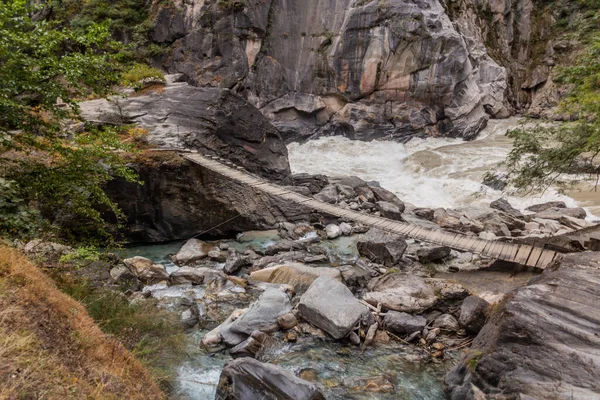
0, 246, 165, 400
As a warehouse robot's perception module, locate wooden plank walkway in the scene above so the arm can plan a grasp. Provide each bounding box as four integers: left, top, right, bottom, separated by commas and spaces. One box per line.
182, 153, 560, 269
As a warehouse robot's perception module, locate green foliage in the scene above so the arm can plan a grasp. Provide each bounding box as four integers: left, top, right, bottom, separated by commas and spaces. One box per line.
495, 32, 600, 192
59, 245, 100, 263
0, 179, 40, 238
122, 63, 166, 90
0, 2, 139, 242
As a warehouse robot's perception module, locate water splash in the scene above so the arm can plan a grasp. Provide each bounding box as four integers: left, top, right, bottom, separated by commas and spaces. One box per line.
288, 118, 584, 212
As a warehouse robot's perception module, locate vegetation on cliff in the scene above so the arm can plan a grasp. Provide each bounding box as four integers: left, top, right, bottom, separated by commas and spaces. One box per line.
497, 2, 600, 191
0, 1, 141, 242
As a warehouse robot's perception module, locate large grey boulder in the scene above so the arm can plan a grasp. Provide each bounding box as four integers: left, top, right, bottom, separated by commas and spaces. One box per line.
458, 296, 490, 334
363, 274, 437, 313
172, 238, 213, 265
249, 263, 341, 293
384, 311, 427, 335
122, 256, 168, 284
376, 201, 403, 221
446, 252, 600, 399
363, 273, 466, 313
215, 357, 325, 400
357, 229, 407, 266
229, 288, 292, 336
298, 276, 367, 339
525, 201, 567, 212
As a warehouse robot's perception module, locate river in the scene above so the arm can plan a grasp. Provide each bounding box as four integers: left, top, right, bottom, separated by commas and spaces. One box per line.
288, 117, 600, 218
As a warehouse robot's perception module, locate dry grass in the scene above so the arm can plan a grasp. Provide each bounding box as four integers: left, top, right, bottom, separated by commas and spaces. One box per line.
0, 246, 166, 400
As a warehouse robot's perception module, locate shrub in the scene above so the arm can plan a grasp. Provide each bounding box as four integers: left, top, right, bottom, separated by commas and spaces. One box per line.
122, 63, 166, 90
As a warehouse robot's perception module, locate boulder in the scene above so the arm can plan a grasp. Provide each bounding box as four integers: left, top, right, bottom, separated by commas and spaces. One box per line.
432, 313, 459, 332
490, 198, 524, 218
215, 358, 325, 400
364, 274, 466, 313
413, 208, 435, 221
384, 311, 427, 335
168, 266, 227, 286
297, 276, 367, 339
376, 201, 403, 220
249, 263, 341, 293
122, 256, 169, 284
525, 201, 567, 212
277, 313, 298, 330
172, 238, 213, 265
339, 222, 353, 236
369, 186, 406, 211
325, 224, 342, 239
363, 274, 437, 313
339, 264, 371, 289
229, 288, 292, 336
357, 229, 407, 267
23, 240, 72, 259
446, 252, 600, 399
417, 246, 451, 263
224, 249, 250, 274
536, 207, 587, 221
458, 296, 489, 334
314, 185, 338, 204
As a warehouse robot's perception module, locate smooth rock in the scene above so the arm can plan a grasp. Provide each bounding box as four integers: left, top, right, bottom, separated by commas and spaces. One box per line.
325, 224, 342, 239
215, 357, 325, 400
250, 263, 341, 293
277, 313, 298, 330
229, 287, 292, 336
364, 274, 437, 313
459, 296, 490, 334
384, 311, 427, 334
298, 276, 367, 340
173, 238, 213, 265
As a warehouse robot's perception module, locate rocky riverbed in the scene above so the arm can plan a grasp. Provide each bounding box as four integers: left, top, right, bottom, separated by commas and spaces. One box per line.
95, 177, 597, 399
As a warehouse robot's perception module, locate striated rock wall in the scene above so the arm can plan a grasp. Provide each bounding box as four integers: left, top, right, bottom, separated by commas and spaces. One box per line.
152, 0, 509, 142
445, 252, 600, 399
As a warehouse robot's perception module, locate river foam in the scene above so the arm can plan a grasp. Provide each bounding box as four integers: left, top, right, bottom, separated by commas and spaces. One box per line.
288, 118, 591, 214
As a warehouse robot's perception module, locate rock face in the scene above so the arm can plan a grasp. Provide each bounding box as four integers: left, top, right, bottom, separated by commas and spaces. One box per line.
215, 357, 325, 400
446, 252, 600, 399
81, 83, 290, 181
357, 228, 407, 267
152, 0, 508, 142
298, 276, 367, 339
82, 81, 307, 243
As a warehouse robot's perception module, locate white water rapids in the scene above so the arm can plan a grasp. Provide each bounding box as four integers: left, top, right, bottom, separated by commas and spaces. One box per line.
288, 117, 600, 218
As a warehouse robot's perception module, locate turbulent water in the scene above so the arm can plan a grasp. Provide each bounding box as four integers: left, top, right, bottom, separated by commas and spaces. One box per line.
288, 117, 599, 217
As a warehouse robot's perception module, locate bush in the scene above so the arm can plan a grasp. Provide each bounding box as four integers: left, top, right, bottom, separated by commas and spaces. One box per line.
122, 63, 166, 90
0, 179, 40, 238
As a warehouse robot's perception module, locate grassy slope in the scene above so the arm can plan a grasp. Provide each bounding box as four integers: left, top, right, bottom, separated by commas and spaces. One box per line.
0, 246, 166, 400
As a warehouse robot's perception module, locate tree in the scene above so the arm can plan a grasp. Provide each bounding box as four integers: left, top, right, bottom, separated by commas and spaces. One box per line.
0, 1, 138, 241
492, 6, 600, 193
